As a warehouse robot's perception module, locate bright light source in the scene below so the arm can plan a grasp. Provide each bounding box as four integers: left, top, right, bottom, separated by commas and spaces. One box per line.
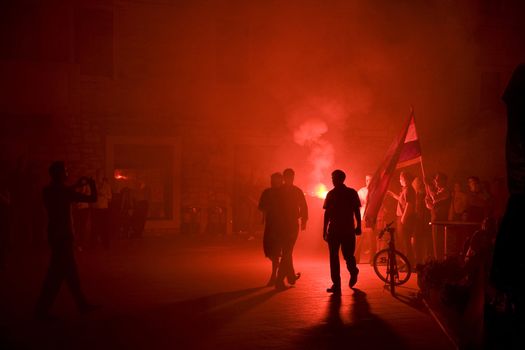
313, 183, 328, 199
114, 169, 128, 180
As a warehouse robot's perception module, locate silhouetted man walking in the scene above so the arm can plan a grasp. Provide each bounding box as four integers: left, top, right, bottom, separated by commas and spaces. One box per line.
276, 168, 308, 289
258, 172, 284, 286
323, 169, 362, 293
35, 161, 98, 319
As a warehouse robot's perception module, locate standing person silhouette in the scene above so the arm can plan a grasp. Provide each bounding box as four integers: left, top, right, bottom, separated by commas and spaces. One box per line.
258, 172, 284, 286
388, 171, 417, 266
35, 161, 98, 320
355, 175, 376, 264
323, 169, 362, 293
424, 172, 451, 260
276, 168, 307, 289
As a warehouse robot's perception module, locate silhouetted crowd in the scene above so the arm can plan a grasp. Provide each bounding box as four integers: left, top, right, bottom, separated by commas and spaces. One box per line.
369, 171, 506, 269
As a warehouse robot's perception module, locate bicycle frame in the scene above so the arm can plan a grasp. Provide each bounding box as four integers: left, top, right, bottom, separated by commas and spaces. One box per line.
375, 221, 410, 295
381, 222, 397, 294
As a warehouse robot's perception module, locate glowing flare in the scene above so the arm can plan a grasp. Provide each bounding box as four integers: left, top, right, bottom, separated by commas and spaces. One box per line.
114, 170, 128, 180
313, 183, 328, 199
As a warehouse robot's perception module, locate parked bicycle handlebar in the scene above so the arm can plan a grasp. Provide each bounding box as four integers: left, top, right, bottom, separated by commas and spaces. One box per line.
378, 221, 395, 239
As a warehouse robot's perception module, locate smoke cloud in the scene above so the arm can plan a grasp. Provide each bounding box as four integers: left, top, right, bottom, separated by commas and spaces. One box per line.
293, 118, 334, 192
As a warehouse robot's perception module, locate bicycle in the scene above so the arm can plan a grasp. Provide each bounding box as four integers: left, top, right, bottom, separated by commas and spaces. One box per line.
372, 221, 412, 294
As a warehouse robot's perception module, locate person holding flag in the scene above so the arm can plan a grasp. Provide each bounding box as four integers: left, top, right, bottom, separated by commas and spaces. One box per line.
365, 112, 422, 226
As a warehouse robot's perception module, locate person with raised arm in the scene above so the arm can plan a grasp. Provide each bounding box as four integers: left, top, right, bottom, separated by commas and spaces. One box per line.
35, 161, 99, 320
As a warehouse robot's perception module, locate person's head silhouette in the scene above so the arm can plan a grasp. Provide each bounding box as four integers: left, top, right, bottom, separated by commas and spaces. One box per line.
365, 175, 372, 188
283, 168, 295, 186
399, 171, 414, 188
270, 172, 283, 188
49, 161, 68, 184
331, 169, 346, 187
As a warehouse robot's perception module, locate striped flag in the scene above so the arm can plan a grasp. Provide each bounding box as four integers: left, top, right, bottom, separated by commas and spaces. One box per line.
364, 112, 422, 227
397, 116, 422, 168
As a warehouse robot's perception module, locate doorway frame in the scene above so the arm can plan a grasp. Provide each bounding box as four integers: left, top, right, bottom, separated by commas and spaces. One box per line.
106, 136, 181, 232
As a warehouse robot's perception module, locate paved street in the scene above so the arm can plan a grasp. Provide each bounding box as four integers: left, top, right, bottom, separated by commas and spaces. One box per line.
1, 236, 455, 349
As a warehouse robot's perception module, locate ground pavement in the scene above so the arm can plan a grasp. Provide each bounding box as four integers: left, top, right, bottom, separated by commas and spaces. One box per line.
0, 235, 455, 349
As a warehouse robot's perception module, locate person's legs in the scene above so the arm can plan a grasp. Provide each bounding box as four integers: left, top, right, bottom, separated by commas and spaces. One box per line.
73, 209, 89, 250
341, 234, 358, 275
286, 229, 299, 284
328, 238, 342, 288
341, 234, 359, 287
62, 245, 89, 309
354, 235, 363, 263
417, 218, 433, 265
405, 217, 416, 265
276, 237, 293, 288
267, 256, 280, 286
398, 217, 415, 265
396, 216, 405, 253
35, 246, 66, 316
432, 225, 444, 260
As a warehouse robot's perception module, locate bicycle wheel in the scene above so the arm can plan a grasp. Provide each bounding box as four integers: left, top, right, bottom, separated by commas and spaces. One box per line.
372, 249, 412, 286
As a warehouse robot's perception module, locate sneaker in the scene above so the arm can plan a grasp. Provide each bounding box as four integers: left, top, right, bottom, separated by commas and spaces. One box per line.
326, 285, 341, 294
275, 280, 287, 291
349, 270, 359, 288
287, 273, 301, 285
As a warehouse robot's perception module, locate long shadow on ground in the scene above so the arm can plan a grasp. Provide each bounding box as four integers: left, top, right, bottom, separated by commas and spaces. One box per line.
3, 286, 279, 349
295, 288, 408, 350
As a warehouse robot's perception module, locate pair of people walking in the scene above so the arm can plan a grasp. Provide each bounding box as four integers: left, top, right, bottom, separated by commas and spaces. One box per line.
258, 168, 308, 290
259, 168, 362, 294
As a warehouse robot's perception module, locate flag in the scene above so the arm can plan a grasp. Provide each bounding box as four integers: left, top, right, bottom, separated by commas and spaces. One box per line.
364, 112, 422, 227
397, 116, 422, 168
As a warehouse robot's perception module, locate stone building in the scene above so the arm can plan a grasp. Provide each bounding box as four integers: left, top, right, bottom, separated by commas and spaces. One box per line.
1, 0, 524, 234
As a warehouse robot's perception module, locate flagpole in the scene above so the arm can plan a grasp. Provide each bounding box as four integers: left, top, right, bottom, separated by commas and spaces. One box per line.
410, 108, 437, 259
410, 106, 429, 185
365, 108, 416, 227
